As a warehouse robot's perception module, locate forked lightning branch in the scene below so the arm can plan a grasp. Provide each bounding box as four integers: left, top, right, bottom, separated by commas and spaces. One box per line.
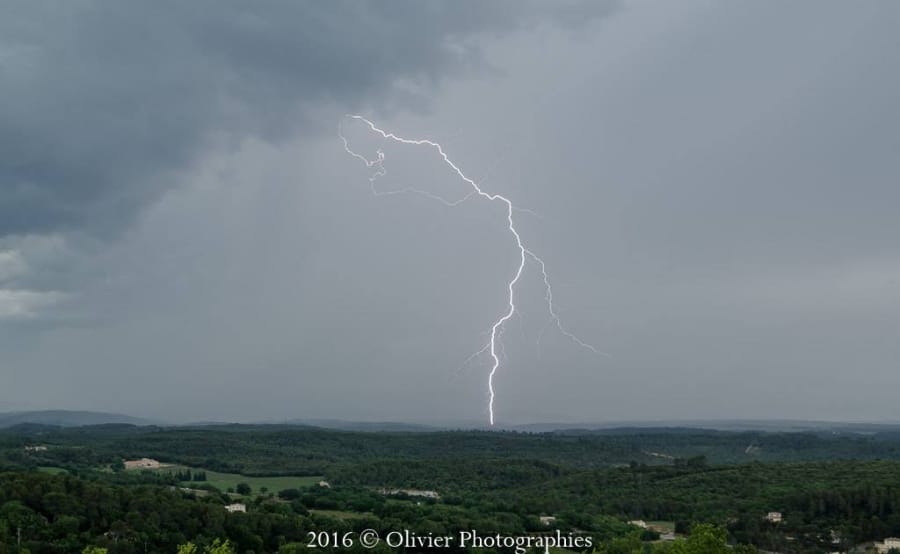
339, 115, 602, 424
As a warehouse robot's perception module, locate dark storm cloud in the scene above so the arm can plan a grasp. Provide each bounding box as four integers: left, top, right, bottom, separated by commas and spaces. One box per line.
0, 0, 617, 237
6, 0, 897, 424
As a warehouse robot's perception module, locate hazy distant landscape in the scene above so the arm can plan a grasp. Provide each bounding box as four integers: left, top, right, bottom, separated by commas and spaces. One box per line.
6, 410, 900, 435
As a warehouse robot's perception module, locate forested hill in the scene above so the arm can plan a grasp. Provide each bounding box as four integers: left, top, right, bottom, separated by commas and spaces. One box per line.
3, 424, 900, 552
3, 423, 900, 475
0, 410, 155, 428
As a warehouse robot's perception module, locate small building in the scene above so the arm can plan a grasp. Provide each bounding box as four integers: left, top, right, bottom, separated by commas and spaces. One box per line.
407, 489, 439, 499
629, 520, 648, 529
318, 480, 331, 488
829, 529, 842, 545
379, 488, 439, 499
659, 532, 677, 542
124, 458, 162, 470
539, 516, 557, 526
225, 503, 246, 513
24, 445, 48, 452
876, 537, 900, 553
766, 511, 783, 523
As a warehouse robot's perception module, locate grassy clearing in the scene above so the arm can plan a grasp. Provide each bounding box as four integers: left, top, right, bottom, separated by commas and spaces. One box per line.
647, 521, 675, 533
197, 470, 322, 494
149, 465, 322, 496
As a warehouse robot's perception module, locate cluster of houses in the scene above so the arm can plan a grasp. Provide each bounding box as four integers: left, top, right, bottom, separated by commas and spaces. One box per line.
738, 511, 900, 553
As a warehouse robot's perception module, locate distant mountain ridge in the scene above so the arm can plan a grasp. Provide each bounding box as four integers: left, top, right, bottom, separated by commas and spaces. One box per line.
3, 411, 900, 434
281, 419, 441, 432
0, 410, 156, 428
508, 419, 900, 434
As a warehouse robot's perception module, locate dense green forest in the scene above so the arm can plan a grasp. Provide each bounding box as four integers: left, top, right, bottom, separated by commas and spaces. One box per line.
1, 424, 900, 553
4, 424, 900, 474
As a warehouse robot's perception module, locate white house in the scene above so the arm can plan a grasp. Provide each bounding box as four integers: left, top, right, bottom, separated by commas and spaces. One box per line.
876, 537, 900, 553
539, 516, 557, 526
123, 458, 162, 469
379, 488, 439, 499
628, 520, 648, 529
225, 503, 247, 513
765, 511, 783, 523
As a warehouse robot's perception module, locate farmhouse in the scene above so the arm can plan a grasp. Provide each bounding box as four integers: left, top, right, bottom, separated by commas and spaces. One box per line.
123, 458, 162, 469
766, 511, 783, 523
540, 516, 557, 526
225, 503, 247, 513
876, 537, 900, 553
24, 445, 48, 452
379, 488, 439, 499
629, 520, 648, 529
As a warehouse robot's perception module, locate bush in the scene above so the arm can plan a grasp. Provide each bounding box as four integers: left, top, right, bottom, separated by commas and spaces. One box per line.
278, 488, 301, 500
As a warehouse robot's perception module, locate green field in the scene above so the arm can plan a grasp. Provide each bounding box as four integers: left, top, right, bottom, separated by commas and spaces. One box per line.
158, 466, 323, 496
133, 464, 323, 496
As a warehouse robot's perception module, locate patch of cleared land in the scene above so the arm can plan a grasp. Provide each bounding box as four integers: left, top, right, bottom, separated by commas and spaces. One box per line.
152, 466, 322, 496
647, 521, 675, 533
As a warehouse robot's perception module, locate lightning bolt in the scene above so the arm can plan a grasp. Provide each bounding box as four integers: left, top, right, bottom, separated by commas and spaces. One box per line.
339, 115, 604, 425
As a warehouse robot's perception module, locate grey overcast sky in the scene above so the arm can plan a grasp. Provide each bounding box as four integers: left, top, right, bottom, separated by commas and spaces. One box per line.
2, 1, 899, 425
